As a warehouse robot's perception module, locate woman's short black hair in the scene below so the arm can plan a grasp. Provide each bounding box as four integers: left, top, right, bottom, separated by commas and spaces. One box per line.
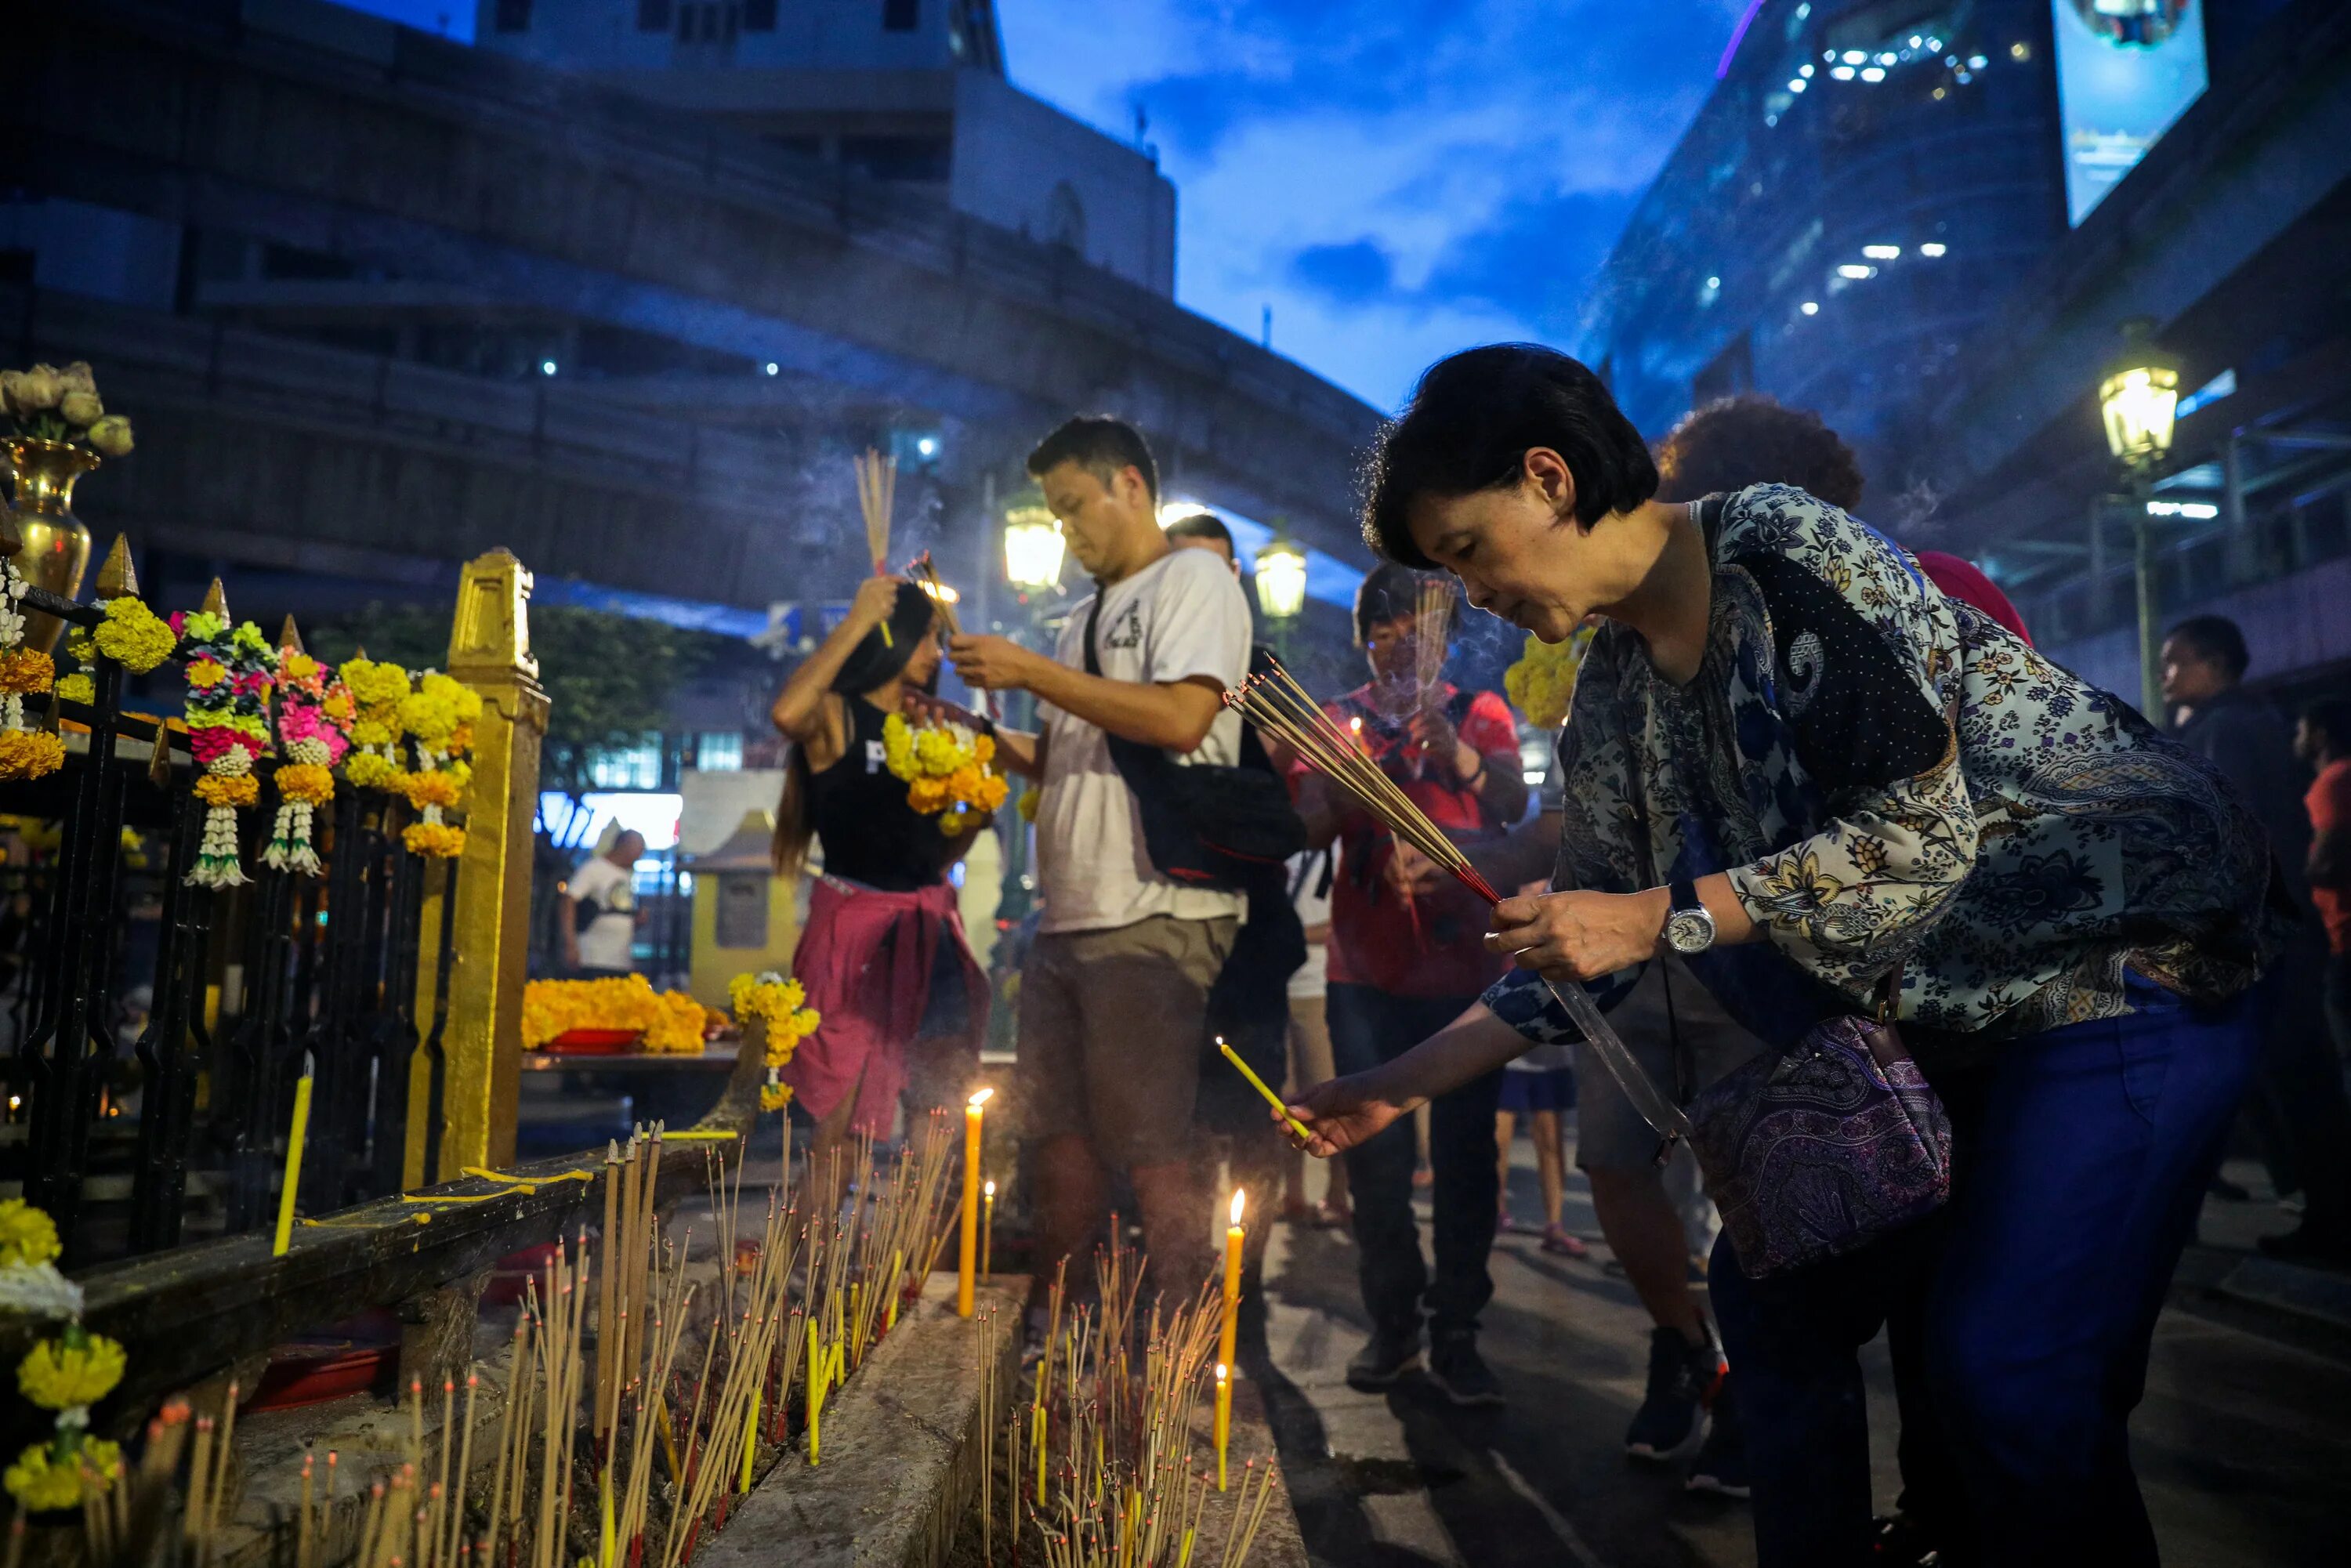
1027, 415, 1160, 502
1360, 344, 1658, 568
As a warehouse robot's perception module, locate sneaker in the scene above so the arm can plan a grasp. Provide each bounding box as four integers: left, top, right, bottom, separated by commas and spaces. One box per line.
1345, 1325, 1422, 1390
1426, 1332, 1505, 1407
1871, 1513, 1941, 1566
1625, 1327, 1719, 1460
1684, 1374, 1748, 1497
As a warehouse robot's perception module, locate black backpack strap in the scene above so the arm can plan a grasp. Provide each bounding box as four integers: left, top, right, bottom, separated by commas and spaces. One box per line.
1084, 588, 1106, 678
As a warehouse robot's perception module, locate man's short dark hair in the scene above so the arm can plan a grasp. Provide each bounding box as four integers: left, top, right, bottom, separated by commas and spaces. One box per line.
2303, 699, 2351, 756
2165, 614, 2250, 683
1027, 415, 1159, 502
1655, 394, 1865, 512
1361, 344, 1657, 568
1163, 511, 1233, 550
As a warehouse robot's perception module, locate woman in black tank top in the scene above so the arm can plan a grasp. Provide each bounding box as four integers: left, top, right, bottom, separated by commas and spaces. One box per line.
770, 576, 990, 1211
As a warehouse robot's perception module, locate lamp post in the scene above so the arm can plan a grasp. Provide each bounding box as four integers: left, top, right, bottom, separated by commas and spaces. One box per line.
1252, 532, 1308, 658
2098, 319, 2181, 720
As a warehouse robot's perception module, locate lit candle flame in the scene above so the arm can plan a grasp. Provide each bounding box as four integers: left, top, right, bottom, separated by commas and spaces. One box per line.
984, 1179, 996, 1198
1229, 1188, 1246, 1226
1215, 1363, 1228, 1384
968, 1087, 994, 1108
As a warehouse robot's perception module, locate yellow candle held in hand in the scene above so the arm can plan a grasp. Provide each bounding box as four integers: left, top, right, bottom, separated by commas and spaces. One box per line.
1213, 1363, 1231, 1492
1217, 1037, 1313, 1143
1218, 1187, 1245, 1374
982, 1180, 996, 1279
958, 1088, 991, 1316
272, 1068, 315, 1257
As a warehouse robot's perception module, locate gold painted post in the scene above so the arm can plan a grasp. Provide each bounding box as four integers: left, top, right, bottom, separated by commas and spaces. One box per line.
405, 550, 549, 1183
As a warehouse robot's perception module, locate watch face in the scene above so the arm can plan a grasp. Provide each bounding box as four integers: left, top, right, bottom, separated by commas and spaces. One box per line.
1665, 907, 1714, 954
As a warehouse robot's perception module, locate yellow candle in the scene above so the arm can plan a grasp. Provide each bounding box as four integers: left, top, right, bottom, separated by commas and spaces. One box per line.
1213, 1363, 1231, 1492
958, 1088, 991, 1316
273, 1070, 314, 1257
1217, 1037, 1313, 1143
738, 1378, 759, 1493
981, 1181, 996, 1279
1031, 1401, 1046, 1505
1217, 1188, 1245, 1374
806, 1313, 823, 1465
599, 1474, 615, 1568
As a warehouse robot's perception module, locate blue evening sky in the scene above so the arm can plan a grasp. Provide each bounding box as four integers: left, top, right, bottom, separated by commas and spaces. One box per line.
328, 1, 1743, 411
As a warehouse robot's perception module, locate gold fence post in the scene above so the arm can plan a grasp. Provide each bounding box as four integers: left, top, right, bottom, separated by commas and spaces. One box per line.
408, 549, 549, 1181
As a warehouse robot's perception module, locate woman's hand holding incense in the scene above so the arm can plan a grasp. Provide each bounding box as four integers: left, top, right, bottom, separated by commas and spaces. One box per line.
849, 573, 907, 631
1487, 887, 1672, 983
1384, 839, 1446, 897
1280, 1072, 1412, 1158
902, 690, 987, 730
1405, 707, 1479, 780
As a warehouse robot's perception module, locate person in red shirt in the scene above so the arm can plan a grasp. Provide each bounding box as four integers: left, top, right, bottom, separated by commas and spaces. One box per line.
2296, 699, 2351, 1067
1295, 562, 1529, 1404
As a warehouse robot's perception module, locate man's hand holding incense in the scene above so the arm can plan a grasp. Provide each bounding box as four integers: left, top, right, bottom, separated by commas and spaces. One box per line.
948, 633, 1043, 693
1487, 887, 1672, 983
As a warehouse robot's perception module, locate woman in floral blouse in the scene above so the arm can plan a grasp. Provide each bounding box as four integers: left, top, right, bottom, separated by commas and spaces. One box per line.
1285, 345, 2286, 1568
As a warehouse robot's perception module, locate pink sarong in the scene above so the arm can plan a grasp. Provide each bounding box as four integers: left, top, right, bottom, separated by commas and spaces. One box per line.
780, 875, 989, 1138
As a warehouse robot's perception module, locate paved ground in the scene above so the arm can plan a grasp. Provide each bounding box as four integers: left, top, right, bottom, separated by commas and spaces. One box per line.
1248, 1140, 2351, 1568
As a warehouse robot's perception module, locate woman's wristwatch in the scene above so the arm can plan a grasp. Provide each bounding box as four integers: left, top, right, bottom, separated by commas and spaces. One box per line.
1663, 877, 1716, 955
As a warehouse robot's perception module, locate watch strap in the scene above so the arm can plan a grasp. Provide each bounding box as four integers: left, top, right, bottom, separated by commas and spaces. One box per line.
1668, 876, 1701, 918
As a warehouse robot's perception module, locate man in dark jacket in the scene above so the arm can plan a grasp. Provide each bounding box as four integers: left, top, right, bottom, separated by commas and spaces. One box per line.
2165, 614, 2351, 1261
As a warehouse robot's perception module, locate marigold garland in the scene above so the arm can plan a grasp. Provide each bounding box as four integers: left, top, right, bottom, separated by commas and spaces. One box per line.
261, 649, 353, 875
1502, 622, 1598, 732
0, 1198, 121, 1515
399, 671, 481, 859
0, 558, 61, 782
730, 970, 822, 1112
881, 712, 1011, 835
339, 656, 411, 790
174, 610, 277, 888
92, 598, 176, 673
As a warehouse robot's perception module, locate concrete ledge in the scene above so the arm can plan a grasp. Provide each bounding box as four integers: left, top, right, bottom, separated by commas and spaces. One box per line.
697, 1275, 1022, 1568
2218, 1254, 2351, 1333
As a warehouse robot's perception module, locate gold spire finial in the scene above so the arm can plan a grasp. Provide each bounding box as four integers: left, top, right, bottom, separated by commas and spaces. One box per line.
201, 577, 227, 618
95, 534, 138, 599
280, 615, 305, 656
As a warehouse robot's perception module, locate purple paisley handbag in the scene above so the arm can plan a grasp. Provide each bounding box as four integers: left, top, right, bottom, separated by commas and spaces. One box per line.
1684, 983, 1954, 1280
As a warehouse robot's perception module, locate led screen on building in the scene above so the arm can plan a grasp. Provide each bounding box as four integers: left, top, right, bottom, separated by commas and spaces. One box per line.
2052, 1, 2208, 226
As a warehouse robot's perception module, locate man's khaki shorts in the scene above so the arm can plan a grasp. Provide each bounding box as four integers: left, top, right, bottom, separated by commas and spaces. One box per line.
1016, 914, 1236, 1170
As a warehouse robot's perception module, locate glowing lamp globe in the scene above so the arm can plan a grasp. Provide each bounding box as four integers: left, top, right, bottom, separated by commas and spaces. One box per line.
2099, 320, 2181, 468
1254, 538, 1309, 621
1003, 505, 1066, 589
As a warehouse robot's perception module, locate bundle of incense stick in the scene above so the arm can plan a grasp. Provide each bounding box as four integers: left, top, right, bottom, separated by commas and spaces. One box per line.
855, 448, 897, 575
907, 551, 962, 638
976, 1237, 1279, 1568
1411, 574, 1454, 715
1226, 658, 1695, 1145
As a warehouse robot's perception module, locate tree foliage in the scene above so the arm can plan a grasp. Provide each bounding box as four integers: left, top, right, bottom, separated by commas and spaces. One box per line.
309, 602, 721, 798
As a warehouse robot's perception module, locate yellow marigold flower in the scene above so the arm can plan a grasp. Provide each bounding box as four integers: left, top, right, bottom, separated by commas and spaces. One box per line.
7, 1439, 93, 1512
194, 773, 259, 809
93, 599, 176, 673
345, 752, 398, 789
759, 1081, 795, 1113
275, 763, 335, 806
54, 674, 93, 706
0, 649, 54, 694
17, 1332, 127, 1409
402, 821, 465, 859
0, 1199, 60, 1268
0, 731, 64, 782
183, 661, 228, 690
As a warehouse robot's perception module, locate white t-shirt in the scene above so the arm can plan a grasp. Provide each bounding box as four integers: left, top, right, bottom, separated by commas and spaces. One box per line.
1034, 547, 1252, 935
1287, 849, 1332, 1000
570, 856, 638, 972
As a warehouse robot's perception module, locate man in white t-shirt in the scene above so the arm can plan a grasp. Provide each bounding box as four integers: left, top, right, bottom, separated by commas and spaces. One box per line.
949, 416, 1252, 1317
563, 830, 645, 976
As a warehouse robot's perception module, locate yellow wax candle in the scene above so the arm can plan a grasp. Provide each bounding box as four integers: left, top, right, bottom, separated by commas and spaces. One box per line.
273, 1071, 314, 1257
1216, 1188, 1245, 1374
1217, 1037, 1313, 1143
738, 1380, 759, 1493
599, 1476, 615, 1568
1031, 1401, 1046, 1505
806, 1320, 823, 1466
981, 1181, 995, 1279
958, 1088, 991, 1316
1213, 1363, 1230, 1493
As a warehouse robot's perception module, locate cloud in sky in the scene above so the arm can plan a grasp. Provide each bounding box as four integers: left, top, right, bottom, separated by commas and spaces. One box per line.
998, 0, 1744, 409
326, 0, 1738, 412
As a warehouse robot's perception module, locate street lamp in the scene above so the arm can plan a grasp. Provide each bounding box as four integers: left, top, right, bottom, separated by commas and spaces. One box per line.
1253, 536, 1309, 622
2098, 318, 2182, 719
1002, 504, 1066, 590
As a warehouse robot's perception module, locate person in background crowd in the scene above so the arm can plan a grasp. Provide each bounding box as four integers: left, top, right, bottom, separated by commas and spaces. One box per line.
1295, 343, 2284, 1567
769, 576, 989, 1212
946, 417, 1255, 1332
1295, 561, 1529, 1405
563, 829, 646, 978
1284, 848, 1349, 1227
1165, 505, 1309, 1344
2165, 615, 2351, 1262
1493, 1036, 1585, 1258
2296, 698, 2351, 1073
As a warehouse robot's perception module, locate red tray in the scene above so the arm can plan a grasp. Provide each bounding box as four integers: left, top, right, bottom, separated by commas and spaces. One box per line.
545, 1027, 643, 1054
245, 1310, 402, 1411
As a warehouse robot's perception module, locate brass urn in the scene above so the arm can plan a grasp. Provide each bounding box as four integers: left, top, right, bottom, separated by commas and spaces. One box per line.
3, 436, 98, 656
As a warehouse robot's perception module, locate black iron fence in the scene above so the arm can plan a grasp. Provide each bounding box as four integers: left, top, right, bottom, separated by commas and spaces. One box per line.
1, 583, 455, 1267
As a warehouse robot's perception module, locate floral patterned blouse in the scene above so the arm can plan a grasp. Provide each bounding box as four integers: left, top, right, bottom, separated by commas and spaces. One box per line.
1487, 484, 2286, 1059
